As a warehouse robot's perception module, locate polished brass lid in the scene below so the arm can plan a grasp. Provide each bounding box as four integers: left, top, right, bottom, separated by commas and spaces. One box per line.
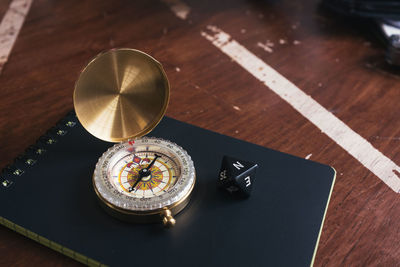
73, 48, 170, 142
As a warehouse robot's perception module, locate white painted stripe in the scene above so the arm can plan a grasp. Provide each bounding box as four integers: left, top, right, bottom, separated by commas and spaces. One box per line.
201, 25, 400, 193
0, 0, 32, 73
161, 0, 190, 20
257, 41, 273, 53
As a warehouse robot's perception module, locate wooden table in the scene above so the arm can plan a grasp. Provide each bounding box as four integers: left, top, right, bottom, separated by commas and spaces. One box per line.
1, 0, 399, 266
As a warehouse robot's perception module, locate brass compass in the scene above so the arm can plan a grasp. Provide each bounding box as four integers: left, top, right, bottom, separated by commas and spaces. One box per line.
73, 48, 196, 227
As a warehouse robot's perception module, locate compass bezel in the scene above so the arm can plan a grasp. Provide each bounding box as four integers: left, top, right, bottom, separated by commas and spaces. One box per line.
93, 137, 196, 216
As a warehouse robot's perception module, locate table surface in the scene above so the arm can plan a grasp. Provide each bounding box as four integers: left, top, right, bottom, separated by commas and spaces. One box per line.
1, 0, 400, 266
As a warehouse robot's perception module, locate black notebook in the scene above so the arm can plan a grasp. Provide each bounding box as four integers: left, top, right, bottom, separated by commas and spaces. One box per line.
0, 112, 335, 267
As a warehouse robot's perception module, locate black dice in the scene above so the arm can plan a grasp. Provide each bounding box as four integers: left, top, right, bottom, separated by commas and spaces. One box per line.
218, 155, 258, 198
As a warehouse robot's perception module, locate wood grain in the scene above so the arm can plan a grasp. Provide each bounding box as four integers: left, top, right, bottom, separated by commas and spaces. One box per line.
0, 0, 400, 266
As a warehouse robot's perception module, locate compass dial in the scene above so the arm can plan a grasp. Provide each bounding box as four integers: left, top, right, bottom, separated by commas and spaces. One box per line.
93, 137, 195, 214
111, 152, 179, 198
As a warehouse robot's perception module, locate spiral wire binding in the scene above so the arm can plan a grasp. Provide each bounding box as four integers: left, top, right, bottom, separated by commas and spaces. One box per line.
0, 110, 105, 266
0, 111, 77, 188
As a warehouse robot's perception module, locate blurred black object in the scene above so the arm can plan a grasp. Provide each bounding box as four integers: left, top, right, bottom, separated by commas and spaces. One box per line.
323, 0, 400, 65
378, 19, 400, 65
323, 0, 400, 19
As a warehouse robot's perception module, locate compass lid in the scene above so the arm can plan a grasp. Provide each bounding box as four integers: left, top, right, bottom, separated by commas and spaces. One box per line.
73, 48, 170, 142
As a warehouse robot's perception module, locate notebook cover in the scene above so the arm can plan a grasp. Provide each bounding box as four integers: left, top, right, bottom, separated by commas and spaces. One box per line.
0, 112, 335, 267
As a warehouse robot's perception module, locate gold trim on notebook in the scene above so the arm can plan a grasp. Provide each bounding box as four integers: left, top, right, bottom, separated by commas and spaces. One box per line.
310, 167, 337, 266
0, 216, 106, 267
